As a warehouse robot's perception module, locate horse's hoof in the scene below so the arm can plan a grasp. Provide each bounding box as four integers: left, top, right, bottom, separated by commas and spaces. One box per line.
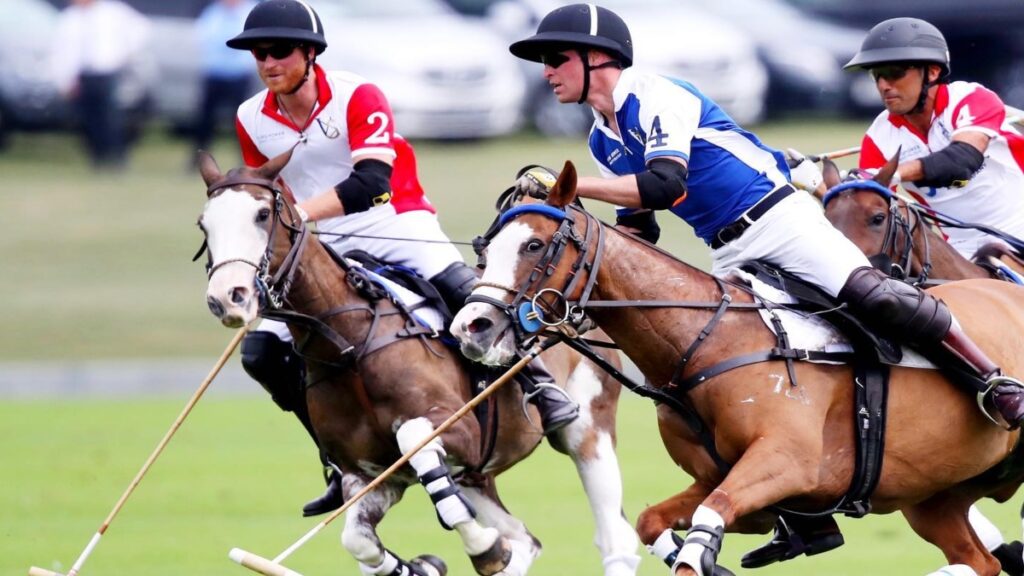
469, 536, 512, 575
411, 554, 447, 576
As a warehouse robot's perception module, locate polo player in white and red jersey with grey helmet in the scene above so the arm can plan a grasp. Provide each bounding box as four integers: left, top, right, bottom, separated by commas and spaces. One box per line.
845, 17, 1024, 260
225, 0, 578, 521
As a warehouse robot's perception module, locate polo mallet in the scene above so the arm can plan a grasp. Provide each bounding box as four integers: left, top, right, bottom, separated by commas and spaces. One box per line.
807, 112, 1024, 163
229, 338, 558, 576
28, 326, 250, 576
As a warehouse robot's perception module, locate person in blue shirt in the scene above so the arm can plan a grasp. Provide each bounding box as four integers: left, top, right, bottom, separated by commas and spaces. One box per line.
192, 0, 258, 157
509, 3, 1024, 573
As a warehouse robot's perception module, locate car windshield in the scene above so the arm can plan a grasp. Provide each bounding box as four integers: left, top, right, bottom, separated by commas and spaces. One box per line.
315, 0, 450, 18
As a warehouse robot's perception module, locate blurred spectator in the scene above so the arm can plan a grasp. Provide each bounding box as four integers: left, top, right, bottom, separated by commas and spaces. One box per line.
193, 0, 257, 160
51, 0, 150, 170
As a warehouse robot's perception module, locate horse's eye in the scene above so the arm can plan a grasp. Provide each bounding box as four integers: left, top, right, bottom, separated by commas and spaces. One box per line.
256, 208, 271, 223
525, 239, 545, 252
870, 213, 886, 226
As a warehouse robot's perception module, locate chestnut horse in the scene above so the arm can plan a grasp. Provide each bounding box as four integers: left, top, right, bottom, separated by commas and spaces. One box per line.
451, 161, 1024, 576
822, 155, 1024, 286
196, 151, 641, 576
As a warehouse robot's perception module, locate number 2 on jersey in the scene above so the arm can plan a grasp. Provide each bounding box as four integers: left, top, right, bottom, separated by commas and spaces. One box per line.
365, 111, 391, 144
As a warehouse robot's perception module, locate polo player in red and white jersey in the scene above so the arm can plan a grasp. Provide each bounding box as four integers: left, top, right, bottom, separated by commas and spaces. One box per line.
225, 0, 578, 519
848, 17, 1024, 260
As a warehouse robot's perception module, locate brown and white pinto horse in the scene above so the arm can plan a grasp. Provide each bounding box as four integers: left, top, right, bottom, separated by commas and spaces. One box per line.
822, 155, 1024, 286
197, 151, 641, 576
451, 161, 1024, 576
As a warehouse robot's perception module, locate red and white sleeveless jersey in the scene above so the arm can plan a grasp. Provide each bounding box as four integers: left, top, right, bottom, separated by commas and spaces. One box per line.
235, 65, 435, 237
859, 82, 1024, 256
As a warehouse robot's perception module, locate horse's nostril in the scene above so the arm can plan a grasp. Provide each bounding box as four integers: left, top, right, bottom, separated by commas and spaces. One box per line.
230, 287, 249, 306
207, 296, 225, 318
468, 317, 493, 335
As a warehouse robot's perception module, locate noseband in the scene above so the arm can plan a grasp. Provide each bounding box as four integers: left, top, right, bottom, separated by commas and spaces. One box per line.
200, 176, 309, 310
467, 204, 604, 343
825, 181, 932, 286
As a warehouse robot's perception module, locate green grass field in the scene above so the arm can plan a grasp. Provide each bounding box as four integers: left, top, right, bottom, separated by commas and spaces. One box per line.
3, 125, 1023, 575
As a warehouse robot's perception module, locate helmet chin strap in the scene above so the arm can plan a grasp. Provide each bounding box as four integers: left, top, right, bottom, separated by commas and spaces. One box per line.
286, 51, 314, 95
913, 64, 933, 114
575, 48, 622, 104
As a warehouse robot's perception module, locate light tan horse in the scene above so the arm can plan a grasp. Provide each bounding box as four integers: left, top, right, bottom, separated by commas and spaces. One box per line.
822, 155, 1024, 285
451, 161, 1024, 576
197, 152, 641, 576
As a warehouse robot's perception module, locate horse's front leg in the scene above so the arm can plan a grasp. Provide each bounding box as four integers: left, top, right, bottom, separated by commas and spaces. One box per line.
904, 493, 1001, 576
396, 417, 514, 576
665, 435, 825, 576
549, 361, 641, 575
339, 475, 446, 575
459, 476, 541, 576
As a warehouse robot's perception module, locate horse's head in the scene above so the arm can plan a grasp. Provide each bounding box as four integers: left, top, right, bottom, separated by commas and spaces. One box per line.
197, 149, 303, 328
452, 161, 591, 366
821, 150, 918, 277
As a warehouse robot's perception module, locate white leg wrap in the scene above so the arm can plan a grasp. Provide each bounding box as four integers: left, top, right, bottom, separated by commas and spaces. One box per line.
968, 505, 1005, 551
359, 550, 401, 576
494, 538, 537, 576
647, 528, 682, 565
926, 565, 979, 576
673, 506, 725, 576
396, 418, 475, 529
603, 553, 642, 576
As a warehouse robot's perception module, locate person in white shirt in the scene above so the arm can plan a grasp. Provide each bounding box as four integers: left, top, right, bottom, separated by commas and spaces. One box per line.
51, 0, 149, 169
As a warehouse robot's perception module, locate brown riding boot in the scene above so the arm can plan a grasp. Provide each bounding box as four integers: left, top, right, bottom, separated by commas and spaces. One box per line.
942, 322, 1024, 429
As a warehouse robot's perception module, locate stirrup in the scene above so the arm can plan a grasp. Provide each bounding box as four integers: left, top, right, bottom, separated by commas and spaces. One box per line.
977, 375, 1024, 430
521, 382, 578, 430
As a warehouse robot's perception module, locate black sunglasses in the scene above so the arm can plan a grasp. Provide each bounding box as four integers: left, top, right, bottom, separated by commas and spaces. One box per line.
540, 51, 570, 69
870, 64, 912, 82
251, 43, 299, 62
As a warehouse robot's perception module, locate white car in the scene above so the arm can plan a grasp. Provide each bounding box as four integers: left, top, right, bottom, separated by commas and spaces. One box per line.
315, 0, 527, 139
456, 0, 769, 136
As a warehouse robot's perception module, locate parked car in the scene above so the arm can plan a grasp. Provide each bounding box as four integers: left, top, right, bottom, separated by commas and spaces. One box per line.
782, 0, 1024, 108
0, 0, 153, 147
679, 0, 876, 118
444, 0, 769, 136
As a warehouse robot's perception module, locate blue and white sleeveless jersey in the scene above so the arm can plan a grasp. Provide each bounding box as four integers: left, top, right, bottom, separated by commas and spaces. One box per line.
588, 68, 790, 244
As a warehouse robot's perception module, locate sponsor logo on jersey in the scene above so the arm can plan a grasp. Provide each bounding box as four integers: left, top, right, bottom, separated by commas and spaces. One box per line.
318, 116, 341, 139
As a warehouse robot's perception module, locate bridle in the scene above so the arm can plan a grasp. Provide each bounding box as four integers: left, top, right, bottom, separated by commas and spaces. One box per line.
824, 180, 933, 287
467, 203, 604, 344
198, 175, 310, 310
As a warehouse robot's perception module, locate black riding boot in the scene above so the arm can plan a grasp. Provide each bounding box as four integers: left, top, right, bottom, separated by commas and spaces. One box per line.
741, 515, 844, 569
520, 356, 579, 434
942, 322, 1024, 429
241, 331, 345, 516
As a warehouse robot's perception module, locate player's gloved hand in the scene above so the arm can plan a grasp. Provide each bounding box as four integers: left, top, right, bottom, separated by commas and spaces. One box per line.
785, 148, 824, 193
514, 165, 559, 199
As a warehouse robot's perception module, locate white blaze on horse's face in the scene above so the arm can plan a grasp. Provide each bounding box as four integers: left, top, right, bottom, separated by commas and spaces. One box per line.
452, 221, 535, 366
202, 189, 272, 328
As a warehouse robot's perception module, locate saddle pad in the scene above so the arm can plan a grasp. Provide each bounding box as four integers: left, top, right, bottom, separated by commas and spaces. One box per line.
727, 270, 935, 370
346, 260, 445, 332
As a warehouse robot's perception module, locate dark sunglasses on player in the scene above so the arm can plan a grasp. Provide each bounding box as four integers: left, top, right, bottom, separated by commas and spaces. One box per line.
251, 43, 299, 62
540, 51, 571, 69
870, 64, 912, 82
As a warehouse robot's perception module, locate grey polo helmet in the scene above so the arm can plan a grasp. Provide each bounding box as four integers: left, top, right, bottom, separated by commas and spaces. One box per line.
227, 0, 327, 55
844, 17, 950, 81
510, 3, 633, 67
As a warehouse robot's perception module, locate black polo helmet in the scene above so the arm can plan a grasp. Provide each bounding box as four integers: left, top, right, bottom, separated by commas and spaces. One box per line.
844, 17, 950, 80
227, 0, 327, 55
509, 4, 633, 68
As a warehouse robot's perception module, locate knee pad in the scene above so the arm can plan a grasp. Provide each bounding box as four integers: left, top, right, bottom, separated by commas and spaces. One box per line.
838, 267, 952, 345
240, 331, 306, 412
430, 262, 479, 314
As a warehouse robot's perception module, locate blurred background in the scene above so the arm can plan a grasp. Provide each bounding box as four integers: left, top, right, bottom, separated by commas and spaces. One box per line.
4, 1, 1024, 575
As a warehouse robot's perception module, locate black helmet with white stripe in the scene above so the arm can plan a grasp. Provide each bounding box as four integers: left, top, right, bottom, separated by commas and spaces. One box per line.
510, 3, 633, 68
227, 0, 327, 55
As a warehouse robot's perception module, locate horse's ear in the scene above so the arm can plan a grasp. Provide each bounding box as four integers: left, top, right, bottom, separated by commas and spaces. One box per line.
874, 147, 901, 187
256, 148, 294, 182
198, 150, 223, 192
547, 161, 578, 209
822, 158, 841, 190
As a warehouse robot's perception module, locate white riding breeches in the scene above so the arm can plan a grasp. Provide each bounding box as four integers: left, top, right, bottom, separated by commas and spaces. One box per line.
711, 190, 872, 297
